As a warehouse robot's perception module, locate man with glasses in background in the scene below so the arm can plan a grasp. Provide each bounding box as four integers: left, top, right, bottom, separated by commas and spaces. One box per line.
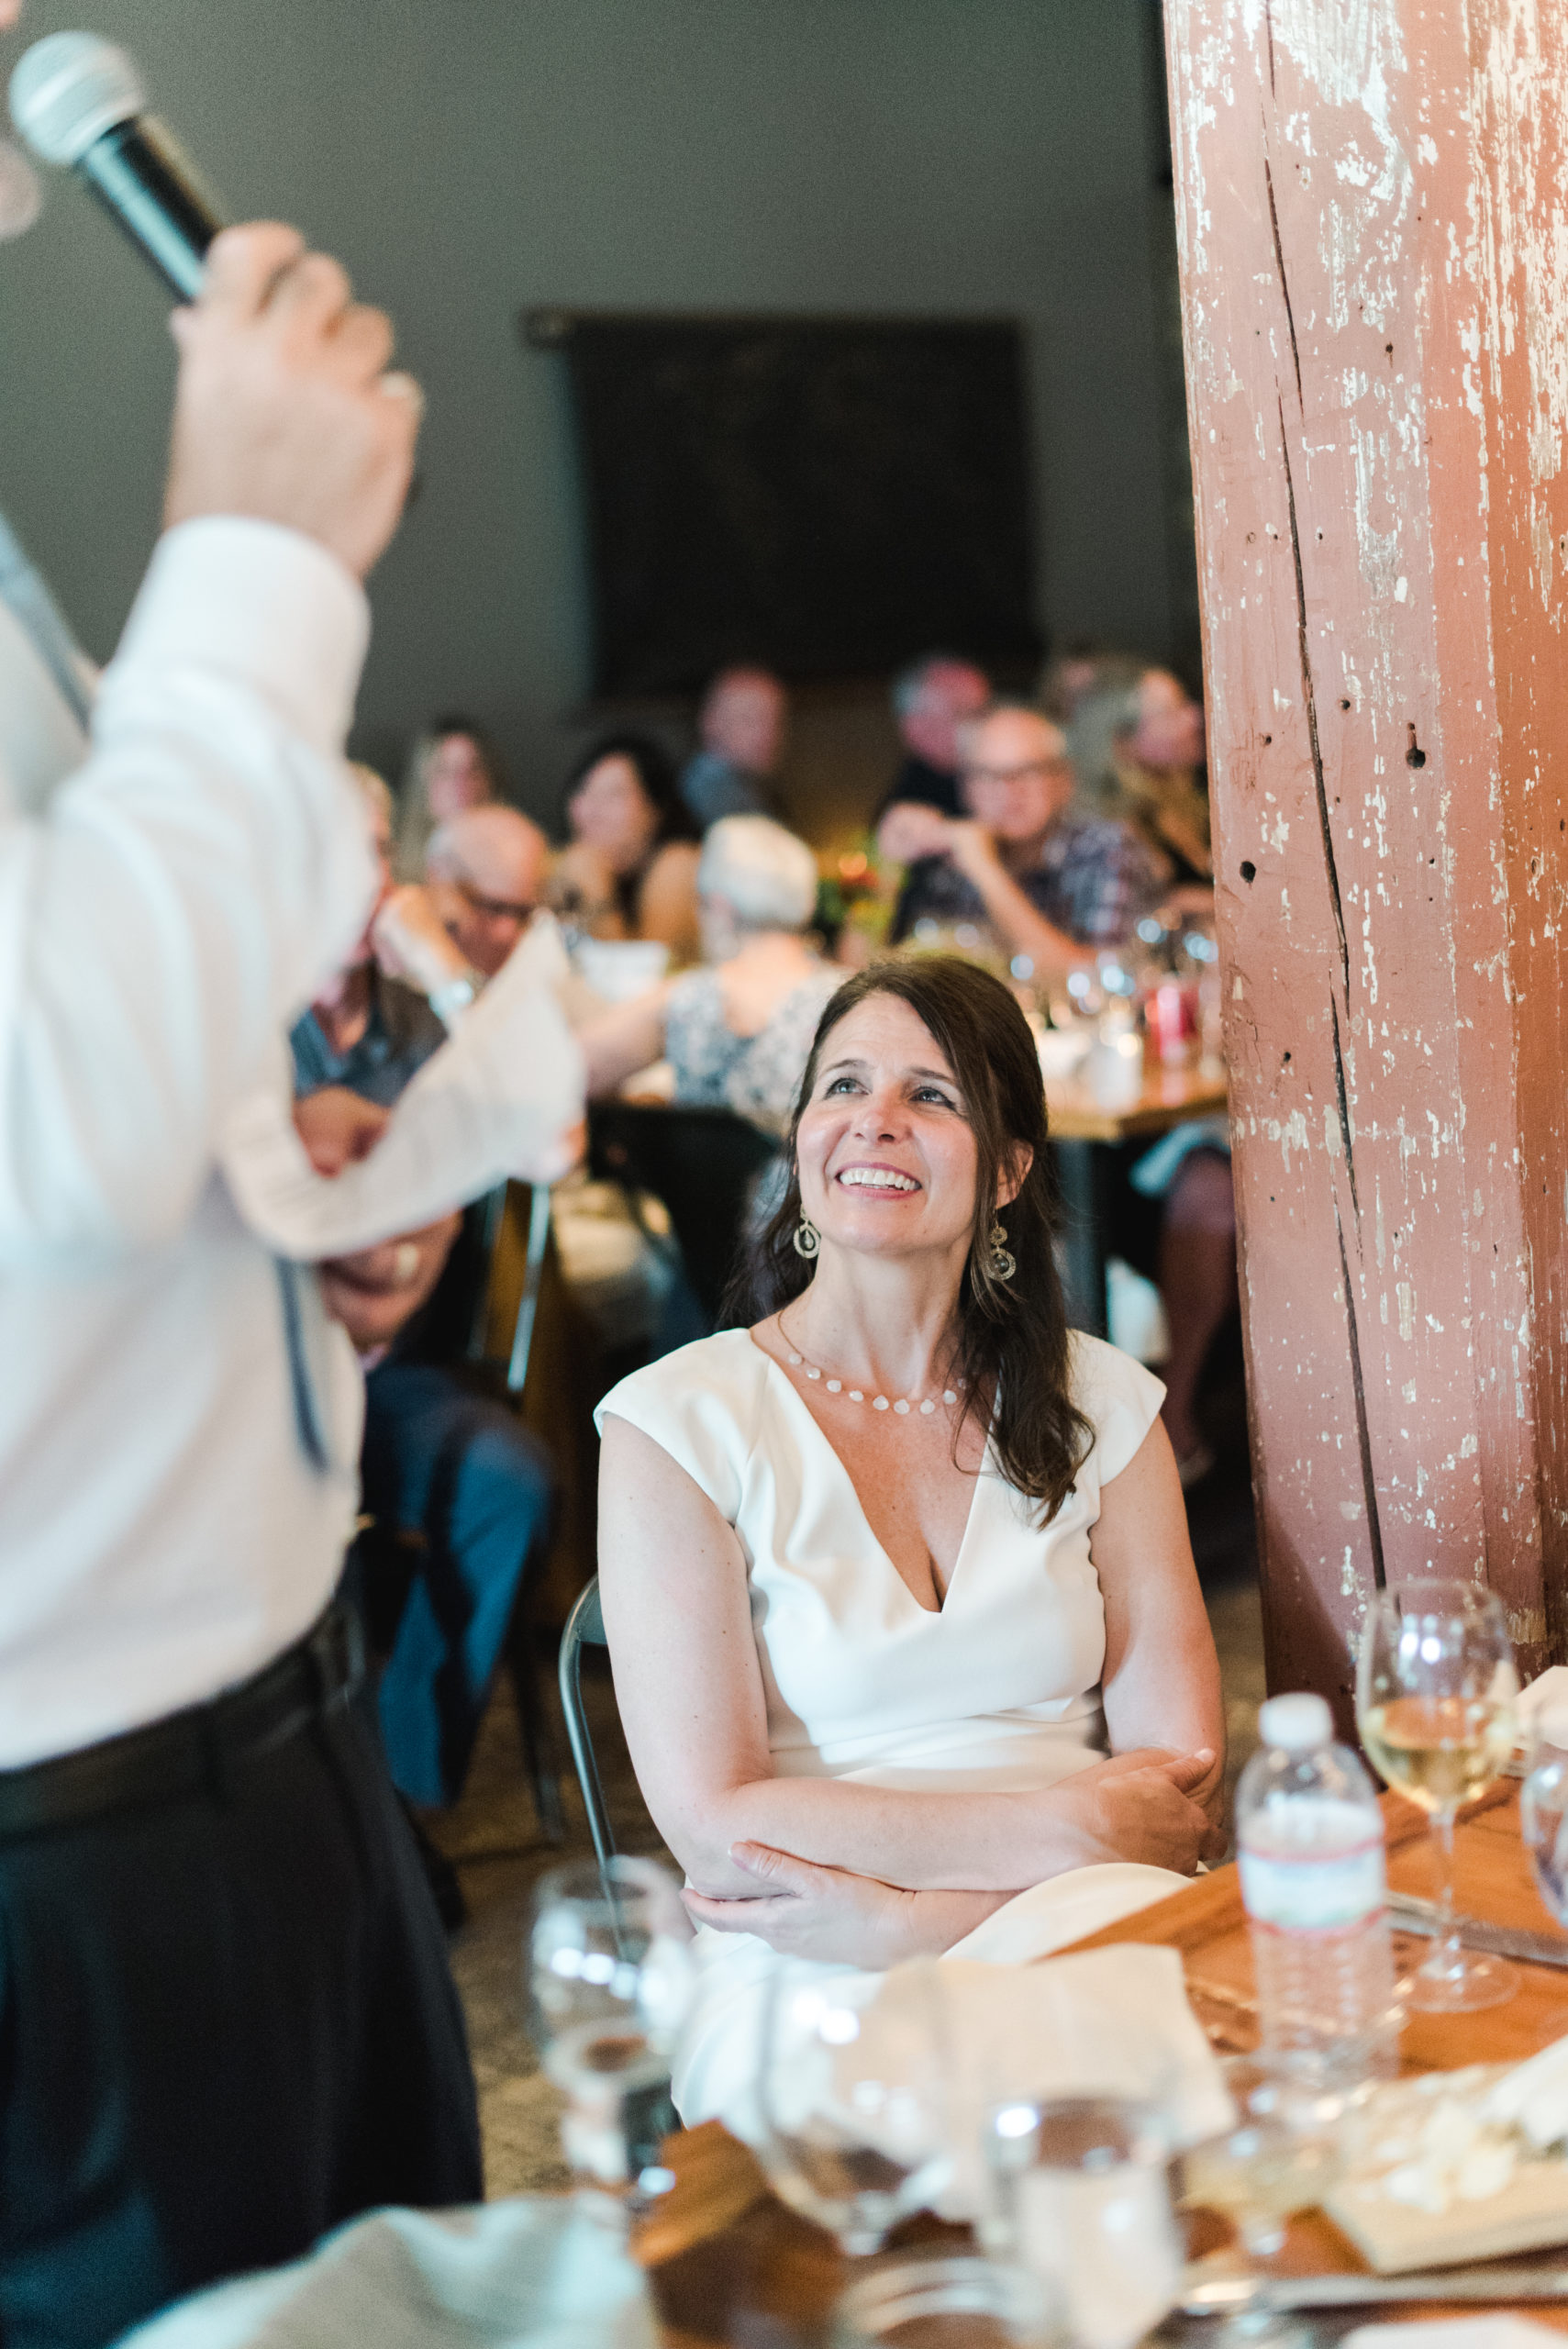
878, 700, 1162, 974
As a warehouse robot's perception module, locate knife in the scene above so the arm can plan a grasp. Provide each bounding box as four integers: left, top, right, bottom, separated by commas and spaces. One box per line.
1387, 1892, 1568, 1970
1183, 2266, 1568, 2313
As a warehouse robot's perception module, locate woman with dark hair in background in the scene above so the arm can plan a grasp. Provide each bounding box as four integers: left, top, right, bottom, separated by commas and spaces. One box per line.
549, 729, 702, 963
394, 713, 504, 882
594, 957, 1223, 2131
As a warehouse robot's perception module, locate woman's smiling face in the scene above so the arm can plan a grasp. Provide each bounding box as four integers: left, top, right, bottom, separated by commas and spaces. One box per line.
795, 993, 981, 1262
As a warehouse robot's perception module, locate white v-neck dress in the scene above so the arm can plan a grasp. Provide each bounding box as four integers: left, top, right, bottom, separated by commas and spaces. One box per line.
595, 1326, 1189, 2132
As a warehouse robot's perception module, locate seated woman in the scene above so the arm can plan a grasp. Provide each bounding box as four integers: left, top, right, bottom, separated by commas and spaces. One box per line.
1068, 666, 1213, 917
595, 957, 1224, 2132
580, 814, 844, 1137
393, 712, 504, 883
550, 731, 703, 964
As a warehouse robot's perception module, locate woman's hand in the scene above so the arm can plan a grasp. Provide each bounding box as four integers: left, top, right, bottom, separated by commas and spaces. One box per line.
683, 1842, 1012, 1967
1051, 1748, 1225, 1875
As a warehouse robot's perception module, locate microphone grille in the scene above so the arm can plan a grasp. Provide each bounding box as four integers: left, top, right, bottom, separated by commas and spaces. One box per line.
10, 32, 145, 167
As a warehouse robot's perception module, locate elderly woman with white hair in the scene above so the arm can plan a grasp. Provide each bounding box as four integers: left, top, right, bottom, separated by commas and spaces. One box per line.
580, 815, 844, 1137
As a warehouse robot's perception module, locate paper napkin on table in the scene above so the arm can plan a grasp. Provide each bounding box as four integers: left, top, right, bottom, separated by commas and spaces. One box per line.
1347, 2323, 1564, 2349
862, 1943, 1233, 2218
1520, 1668, 1568, 1746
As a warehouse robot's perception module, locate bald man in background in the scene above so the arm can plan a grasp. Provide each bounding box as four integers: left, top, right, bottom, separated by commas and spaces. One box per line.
424, 803, 550, 978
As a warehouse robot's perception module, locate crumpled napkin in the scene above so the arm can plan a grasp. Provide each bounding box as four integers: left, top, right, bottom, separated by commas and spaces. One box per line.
855, 1943, 1232, 2217
1519, 1667, 1568, 1749
118, 2199, 659, 2349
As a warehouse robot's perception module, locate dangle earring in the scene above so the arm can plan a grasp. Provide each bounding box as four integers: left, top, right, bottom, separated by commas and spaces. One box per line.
793, 1210, 821, 1261
988, 1219, 1017, 1282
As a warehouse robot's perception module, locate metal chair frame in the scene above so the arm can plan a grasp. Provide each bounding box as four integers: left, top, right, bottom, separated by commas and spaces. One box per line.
558, 1574, 616, 1871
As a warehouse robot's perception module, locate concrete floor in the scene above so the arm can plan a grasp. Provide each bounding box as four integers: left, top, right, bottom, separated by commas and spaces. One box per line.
427, 1414, 1266, 2199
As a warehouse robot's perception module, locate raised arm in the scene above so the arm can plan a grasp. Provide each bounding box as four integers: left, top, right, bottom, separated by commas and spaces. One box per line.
577, 983, 673, 1099
220, 918, 586, 1258
0, 225, 419, 1264
596, 1415, 1216, 1898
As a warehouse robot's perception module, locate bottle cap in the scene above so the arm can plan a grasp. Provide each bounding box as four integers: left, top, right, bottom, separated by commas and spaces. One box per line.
1258, 1692, 1333, 1752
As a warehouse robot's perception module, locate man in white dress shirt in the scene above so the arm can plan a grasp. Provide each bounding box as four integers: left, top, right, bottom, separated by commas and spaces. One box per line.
0, 53, 581, 2339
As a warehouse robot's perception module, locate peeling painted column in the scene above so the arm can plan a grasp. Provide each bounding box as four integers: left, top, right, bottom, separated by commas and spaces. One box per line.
1165, 1, 1568, 1710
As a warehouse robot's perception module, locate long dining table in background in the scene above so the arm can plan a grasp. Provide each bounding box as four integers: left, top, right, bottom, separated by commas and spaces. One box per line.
636, 1787, 1568, 2349
1046, 1062, 1229, 1336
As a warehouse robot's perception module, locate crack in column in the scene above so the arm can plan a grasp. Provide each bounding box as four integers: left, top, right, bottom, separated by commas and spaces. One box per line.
1278, 396, 1350, 1001
1264, 157, 1303, 410
1329, 994, 1360, 1223
1335, 1198, 1387, 1590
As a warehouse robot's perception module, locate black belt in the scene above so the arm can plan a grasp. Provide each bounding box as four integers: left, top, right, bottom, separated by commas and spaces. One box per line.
0, 1603, 364, 1845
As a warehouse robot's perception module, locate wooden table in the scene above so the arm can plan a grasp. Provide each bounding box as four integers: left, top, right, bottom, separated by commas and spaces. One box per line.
1045, 1063, 1229, 1336
637, 1788, 1568, 2347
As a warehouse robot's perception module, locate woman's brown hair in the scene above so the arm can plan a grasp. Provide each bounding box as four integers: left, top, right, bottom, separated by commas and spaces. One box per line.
726, 956, 1093, 1521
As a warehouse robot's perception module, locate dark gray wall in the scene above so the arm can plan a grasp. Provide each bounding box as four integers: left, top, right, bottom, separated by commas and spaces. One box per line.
0, 0, 1173, 825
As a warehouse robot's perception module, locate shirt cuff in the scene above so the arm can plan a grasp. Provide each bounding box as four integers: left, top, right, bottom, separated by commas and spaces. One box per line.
112, 518, 370, 755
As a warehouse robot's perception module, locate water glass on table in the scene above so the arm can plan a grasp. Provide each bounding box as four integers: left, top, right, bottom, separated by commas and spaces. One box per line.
1521, 1717, 1568, 1931
1355, 1578, 1519, 2012
983, 2091, 1184, 2349
528, 1855, 694, 2214
835, 2254, 1064, 2349
755, 1955, 952, 2257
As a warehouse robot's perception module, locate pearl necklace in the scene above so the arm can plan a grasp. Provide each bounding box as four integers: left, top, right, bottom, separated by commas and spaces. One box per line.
781, 1322, 959, 1419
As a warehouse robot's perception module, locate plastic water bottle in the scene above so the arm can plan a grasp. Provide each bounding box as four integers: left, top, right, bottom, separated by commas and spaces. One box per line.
1236, 1692, 1399, 2087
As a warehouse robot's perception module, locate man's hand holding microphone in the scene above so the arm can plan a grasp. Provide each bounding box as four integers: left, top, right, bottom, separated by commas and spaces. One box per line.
164, 222, 421, 581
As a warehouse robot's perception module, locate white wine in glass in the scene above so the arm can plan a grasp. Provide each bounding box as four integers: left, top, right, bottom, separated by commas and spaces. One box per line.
1355, 1580, 1519, 2013
1360, 1694, 1517, 1815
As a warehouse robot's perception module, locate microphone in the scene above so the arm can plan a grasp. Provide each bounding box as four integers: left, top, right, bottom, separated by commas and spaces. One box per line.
8, 32, 224, 298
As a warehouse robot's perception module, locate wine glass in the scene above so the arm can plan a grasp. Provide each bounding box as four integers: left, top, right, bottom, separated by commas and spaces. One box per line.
755, 1956, 952, 2256
528, 1856, 694, 2209
1180, 2055, 1343, 2347
1356, 1578, 1520, 2012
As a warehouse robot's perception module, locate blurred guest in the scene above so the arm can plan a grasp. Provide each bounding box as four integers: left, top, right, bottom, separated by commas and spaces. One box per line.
394, 711, 504, 880
295, 768, 447, 1101
551, 730, 702, 963
880, 703, 1162, 977
582, 815, 842, 1138
424, 804, 550, 979
292, 788, 555, 1827
681, 664, 788, 828
1038, 641, 1145, 726
878, 651, 991, 818
1070, 667, 1212, 900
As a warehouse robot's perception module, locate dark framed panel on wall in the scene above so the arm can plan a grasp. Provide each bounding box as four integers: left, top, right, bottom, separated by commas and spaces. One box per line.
524, 308, 1040, 696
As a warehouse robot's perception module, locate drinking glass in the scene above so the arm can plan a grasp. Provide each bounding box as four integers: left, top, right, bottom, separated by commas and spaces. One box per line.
1180, 2055, 1343, 2347
528, 1856, 694, 2208
834, 2254, 1064, 2349
1356, 1578, 1520, 2011
1521, 1720, 1568, 1927
756, 1956, 951, 2256
984, 2092, 1183, 2349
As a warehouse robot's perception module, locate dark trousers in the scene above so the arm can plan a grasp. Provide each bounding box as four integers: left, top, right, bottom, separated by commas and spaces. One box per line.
0, 1701, 482, 2349
361, 1363, 551, 1808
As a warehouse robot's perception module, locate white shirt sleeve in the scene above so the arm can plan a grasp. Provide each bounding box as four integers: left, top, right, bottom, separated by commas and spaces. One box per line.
0, 518, 376, 1264
218, 918, 587, 1258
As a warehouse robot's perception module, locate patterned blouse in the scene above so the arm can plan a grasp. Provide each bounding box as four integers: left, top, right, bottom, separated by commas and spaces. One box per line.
663, 963, 843, 1139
